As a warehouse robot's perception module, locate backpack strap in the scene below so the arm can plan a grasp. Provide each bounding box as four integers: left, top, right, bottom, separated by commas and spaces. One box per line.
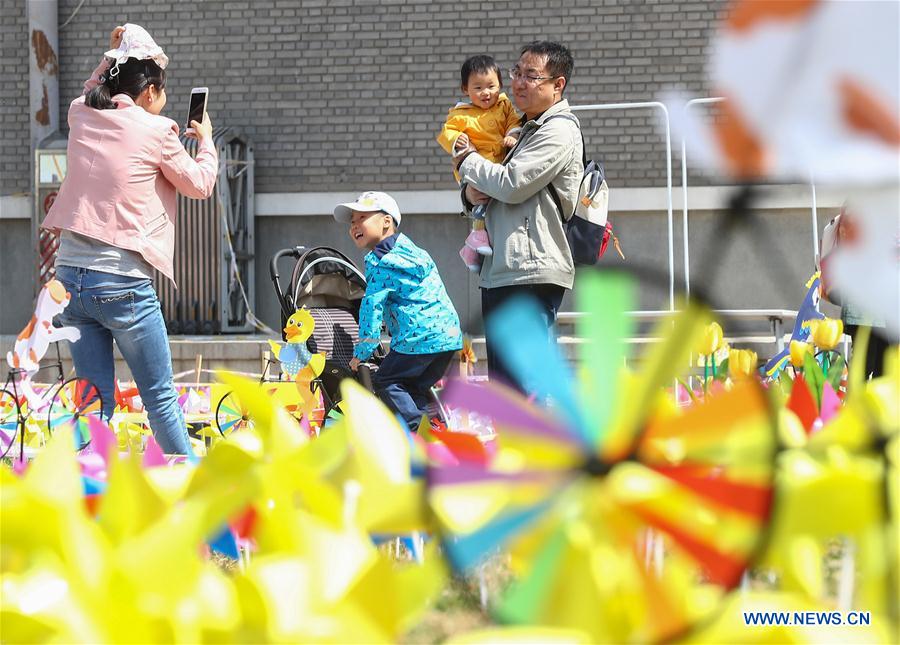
542, 113, 588, 221
543, 113, 588, 167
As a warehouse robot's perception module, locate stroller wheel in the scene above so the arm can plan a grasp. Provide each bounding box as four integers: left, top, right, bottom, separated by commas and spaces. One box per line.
215, 390, 254, 436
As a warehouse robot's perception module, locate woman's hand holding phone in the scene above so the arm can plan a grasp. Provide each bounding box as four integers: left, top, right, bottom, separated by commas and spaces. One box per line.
186, 112, 213, 142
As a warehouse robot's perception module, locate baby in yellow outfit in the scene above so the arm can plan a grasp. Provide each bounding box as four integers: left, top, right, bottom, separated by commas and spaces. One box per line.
437, 55, 521, 271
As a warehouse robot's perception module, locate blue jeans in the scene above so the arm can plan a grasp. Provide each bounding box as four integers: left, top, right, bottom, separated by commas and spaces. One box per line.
55, 266, 191, 454
371, 350, 455, 432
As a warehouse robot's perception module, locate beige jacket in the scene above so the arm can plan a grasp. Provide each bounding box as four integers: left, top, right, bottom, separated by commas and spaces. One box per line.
458, 99, 582, 290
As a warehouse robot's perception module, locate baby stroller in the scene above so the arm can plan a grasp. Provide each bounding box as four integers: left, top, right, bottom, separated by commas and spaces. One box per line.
268, 245, 448, 425
269, 245, 372, 417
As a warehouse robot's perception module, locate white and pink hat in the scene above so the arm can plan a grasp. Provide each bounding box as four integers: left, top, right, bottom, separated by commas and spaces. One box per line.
104, 23, 168, 76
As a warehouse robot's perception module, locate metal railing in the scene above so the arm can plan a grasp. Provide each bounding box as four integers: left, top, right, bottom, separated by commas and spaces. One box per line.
571, 101, 675, 311
681, 97, 822, 296
558, 308, 799, 354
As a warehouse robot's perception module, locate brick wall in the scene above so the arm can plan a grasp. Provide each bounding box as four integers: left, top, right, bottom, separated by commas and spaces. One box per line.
3, 0, 727, 195
0, 0, 30, 195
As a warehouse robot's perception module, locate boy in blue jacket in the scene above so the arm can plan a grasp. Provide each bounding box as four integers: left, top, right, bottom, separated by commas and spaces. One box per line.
334, 191, 463, 431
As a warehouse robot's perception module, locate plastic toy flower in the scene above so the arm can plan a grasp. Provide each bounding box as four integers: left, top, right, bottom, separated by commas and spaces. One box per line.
728, 348, 758, 379
695, 321, 725, 355
808, 317, 843, 351
790, 340, 813, 368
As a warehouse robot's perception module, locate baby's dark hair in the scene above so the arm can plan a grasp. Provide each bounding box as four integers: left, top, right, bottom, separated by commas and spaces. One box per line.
85, 57, 166, 110
460, 55, 502, 89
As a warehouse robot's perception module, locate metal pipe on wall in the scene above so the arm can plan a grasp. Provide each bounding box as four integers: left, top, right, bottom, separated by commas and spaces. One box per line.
28, 0, 59, 151
28, 0, 59, 295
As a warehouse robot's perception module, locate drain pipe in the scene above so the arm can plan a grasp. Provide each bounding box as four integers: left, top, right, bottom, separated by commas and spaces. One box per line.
28, 0, 59, 150
27, 1, 59, 292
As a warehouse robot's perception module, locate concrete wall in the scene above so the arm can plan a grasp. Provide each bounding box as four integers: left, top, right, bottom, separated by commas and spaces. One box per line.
251, 200, 843, 335
0, 218, 35, 336
1, 198, 841, 337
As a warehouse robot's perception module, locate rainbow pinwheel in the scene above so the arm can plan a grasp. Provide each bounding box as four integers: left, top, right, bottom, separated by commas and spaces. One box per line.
47, 378, 103, 450
427, 271, 779, 642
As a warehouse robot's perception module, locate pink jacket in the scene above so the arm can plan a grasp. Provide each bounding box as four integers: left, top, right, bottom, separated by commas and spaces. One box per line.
42, 59, 219, 284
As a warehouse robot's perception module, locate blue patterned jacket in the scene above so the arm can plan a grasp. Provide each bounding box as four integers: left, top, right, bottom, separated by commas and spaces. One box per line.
355, 233, 463, 361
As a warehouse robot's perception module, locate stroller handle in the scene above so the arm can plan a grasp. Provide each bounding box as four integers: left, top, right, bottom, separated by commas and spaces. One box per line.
270, 247, 306, 320
356, 362, 375, 392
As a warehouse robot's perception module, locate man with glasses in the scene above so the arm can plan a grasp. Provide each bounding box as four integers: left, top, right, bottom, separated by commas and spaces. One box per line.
454, 41, 583, 393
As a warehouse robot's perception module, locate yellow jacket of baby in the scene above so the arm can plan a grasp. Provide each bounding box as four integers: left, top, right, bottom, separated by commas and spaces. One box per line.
437, 93, 522, 164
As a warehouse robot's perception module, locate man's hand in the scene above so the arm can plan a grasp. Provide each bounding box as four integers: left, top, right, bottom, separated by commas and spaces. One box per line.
503, 134, 519, 148
109, 26, 125, 50
465, 184, 490, 205
349, 357, 360, 372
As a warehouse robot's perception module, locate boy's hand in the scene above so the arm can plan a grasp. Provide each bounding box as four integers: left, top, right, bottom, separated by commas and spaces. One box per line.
503, 134, 518, 148
349, 357, 360, 372
454, 133, 470, 152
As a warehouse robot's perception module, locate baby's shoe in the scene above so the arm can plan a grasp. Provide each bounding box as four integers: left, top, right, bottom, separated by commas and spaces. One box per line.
467, 228, 493, 256
459, 242, 481, 272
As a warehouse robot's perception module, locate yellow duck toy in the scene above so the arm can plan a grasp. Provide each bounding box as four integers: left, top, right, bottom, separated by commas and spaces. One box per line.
268, 308, 326, 413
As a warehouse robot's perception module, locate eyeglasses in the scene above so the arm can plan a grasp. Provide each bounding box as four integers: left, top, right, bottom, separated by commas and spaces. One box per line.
508, 67, 556, 85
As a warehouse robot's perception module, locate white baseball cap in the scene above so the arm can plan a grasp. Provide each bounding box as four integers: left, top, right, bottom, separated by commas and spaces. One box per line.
333, 191, 401, 226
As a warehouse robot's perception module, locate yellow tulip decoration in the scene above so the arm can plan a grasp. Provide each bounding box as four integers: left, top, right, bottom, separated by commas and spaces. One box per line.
695, 321, 727, 391
808, 317, 844, 376
727, 348, 758, 380
696, 321, 725, 356
789, 340, 813, 369
809, 318, 843, 351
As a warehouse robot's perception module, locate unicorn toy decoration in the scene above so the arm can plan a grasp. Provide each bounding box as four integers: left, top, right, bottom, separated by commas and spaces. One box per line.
763, 273, 826, 378
6, 279, 81, 408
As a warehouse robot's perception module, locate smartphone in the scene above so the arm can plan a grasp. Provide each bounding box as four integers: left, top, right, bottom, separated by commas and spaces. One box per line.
185, 87, 208, 133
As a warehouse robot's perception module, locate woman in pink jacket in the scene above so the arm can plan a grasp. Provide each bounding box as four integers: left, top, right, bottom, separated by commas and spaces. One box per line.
42, 26, 218, 454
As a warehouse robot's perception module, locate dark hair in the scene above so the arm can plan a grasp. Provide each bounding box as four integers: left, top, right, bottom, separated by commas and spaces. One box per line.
520, 41, 574, 92
85, 58, 166, 110
460, 55, 502, 89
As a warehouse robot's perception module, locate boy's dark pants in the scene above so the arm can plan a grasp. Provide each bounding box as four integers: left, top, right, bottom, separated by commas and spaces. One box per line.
371, 349, 456, 431
481, 283, 566, 394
